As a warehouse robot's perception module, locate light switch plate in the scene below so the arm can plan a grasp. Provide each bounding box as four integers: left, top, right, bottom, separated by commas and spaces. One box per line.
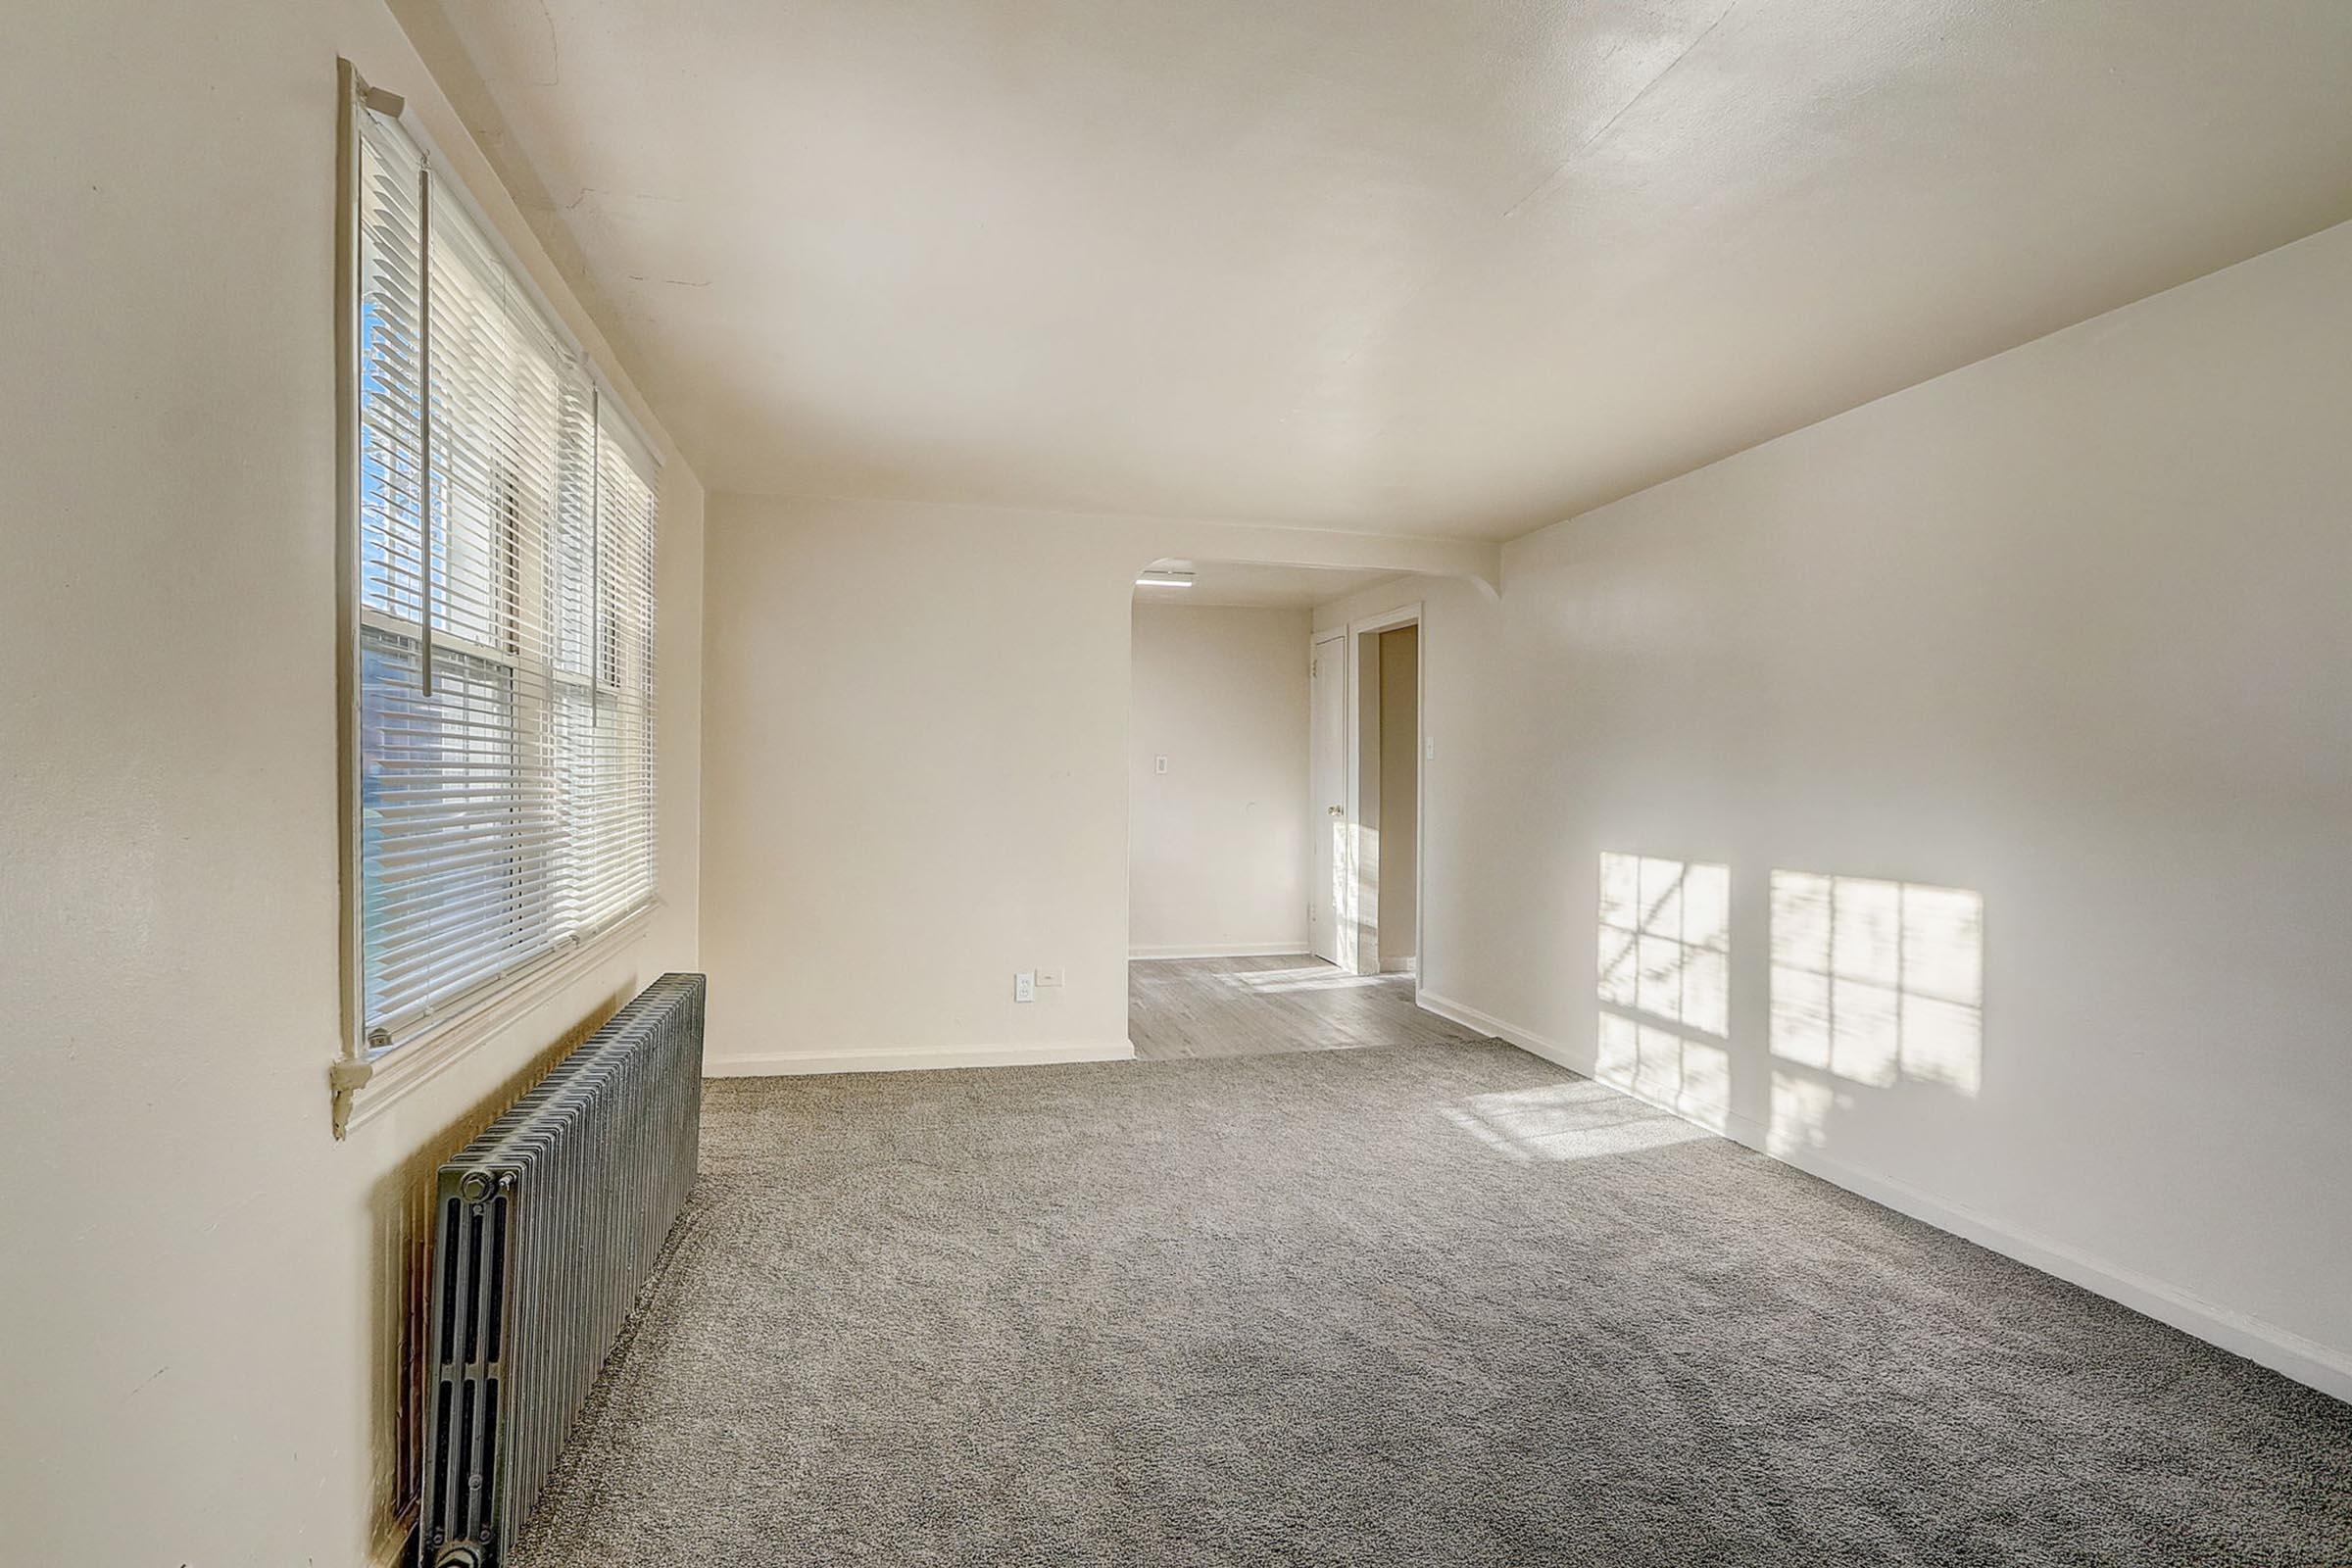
1035, 967, 1064, 988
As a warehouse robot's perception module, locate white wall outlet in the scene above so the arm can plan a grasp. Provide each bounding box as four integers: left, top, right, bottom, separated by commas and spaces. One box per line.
1425, 735, 1435, 760
1155, 754, 1168, 774
1035, 967, 1064, 988
1014, 970, 1036, 1003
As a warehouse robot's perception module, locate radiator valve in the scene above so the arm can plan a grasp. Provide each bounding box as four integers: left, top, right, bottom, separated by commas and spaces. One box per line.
434, 1544, 485, 1568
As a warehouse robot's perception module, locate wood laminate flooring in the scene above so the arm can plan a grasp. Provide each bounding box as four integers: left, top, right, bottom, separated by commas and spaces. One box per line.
1126, 953, 1486, 1060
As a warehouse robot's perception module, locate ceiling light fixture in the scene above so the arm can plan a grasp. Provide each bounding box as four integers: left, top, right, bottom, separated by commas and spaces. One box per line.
1136, 570, 1196, 588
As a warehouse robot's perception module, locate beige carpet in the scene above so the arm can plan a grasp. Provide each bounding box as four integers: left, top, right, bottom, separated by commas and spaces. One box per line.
515, 1041, 2352, 1566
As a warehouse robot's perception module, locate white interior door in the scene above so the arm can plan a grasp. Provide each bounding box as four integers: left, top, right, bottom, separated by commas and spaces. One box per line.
1309, 632, 1346, 964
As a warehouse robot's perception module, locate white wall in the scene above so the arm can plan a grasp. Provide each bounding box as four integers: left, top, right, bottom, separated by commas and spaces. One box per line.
1129, 604, 1311, 957
1365, 219, 2352, 1398
0, 6, 706, 1563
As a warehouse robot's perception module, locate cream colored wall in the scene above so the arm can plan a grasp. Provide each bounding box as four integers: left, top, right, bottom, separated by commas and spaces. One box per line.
696, 496, 1484, 1073
0, 5, 705, 1563
1129, 604, 1312, 957
1332, 220, 2352, 1397
699, 498, 1138, 1070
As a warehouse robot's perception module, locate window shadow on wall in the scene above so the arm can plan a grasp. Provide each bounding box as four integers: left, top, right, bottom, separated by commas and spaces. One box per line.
1769, 871, 1984, 1092
1596, 851, 1733, 1132
1442, 855, 1987, 1165
1767, 869, 1984, 1157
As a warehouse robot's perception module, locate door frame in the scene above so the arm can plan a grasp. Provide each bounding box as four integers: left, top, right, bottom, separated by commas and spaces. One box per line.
1322, 602, 1425, 993
1308, 628, 1348, 966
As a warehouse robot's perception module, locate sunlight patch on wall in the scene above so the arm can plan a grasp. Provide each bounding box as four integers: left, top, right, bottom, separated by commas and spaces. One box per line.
1329, 816, 1358, 968
1769, 871, 1984, 1095
1598, 852, 1730, 1037
1767, 1069, 1854, 1158
1596, 852, 1734, 1132
1596, 1010, 1732, 1132
1441, 1080, 1711, 1162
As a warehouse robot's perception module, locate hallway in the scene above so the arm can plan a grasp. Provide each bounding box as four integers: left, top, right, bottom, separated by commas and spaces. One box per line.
1127, 954, 1485, 1060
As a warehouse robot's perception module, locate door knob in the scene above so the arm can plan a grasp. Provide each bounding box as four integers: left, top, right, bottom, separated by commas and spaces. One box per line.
1327, 805, 1346, 816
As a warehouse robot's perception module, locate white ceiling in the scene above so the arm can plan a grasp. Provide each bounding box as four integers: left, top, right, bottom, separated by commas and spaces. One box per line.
414, 0, 2352, 541
1135, 561, 1407, 610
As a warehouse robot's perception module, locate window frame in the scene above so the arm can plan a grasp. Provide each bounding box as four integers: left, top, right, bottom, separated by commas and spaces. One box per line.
330, 61, 663, 1137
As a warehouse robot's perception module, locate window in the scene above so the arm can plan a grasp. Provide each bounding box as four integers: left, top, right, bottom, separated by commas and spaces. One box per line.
345, 91, 659, 1060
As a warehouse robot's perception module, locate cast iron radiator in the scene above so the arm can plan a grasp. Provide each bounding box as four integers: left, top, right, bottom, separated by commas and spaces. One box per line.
417, 971, 706, 1568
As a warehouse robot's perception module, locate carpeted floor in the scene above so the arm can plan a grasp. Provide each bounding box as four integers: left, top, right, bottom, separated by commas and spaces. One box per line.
515, 1041, 2352, 1567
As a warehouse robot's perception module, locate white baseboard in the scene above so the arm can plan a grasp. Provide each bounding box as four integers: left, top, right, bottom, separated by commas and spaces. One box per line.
705, 1040, 1136, 1078
1129, 943, 1312, 960
1749, 1122, 2352, 1403
1419, 990, 1549, 1054
1381, 956, 1418, 975
1415, 989, 2352, 1404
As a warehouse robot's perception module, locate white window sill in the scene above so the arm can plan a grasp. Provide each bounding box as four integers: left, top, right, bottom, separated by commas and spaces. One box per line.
332, 904, 658, 1138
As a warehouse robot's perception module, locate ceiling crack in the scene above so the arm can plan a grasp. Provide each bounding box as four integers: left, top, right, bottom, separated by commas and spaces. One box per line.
1498, 0, 1744, 223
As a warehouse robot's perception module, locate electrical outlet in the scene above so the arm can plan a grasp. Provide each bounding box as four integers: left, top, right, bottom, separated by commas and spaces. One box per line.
1014, 970, 1036, 1003
1035, 967, 1064, 988
1424, 735, 1435, 760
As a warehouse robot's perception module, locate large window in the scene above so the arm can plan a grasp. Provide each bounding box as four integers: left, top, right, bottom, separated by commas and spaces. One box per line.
347, 95, 658, 1057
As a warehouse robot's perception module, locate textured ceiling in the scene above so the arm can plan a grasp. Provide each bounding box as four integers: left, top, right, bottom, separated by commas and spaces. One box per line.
410, 0, 2352, 540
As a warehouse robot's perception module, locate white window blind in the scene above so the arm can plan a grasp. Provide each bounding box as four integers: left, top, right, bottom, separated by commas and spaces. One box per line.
352, 102, 659, 1052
